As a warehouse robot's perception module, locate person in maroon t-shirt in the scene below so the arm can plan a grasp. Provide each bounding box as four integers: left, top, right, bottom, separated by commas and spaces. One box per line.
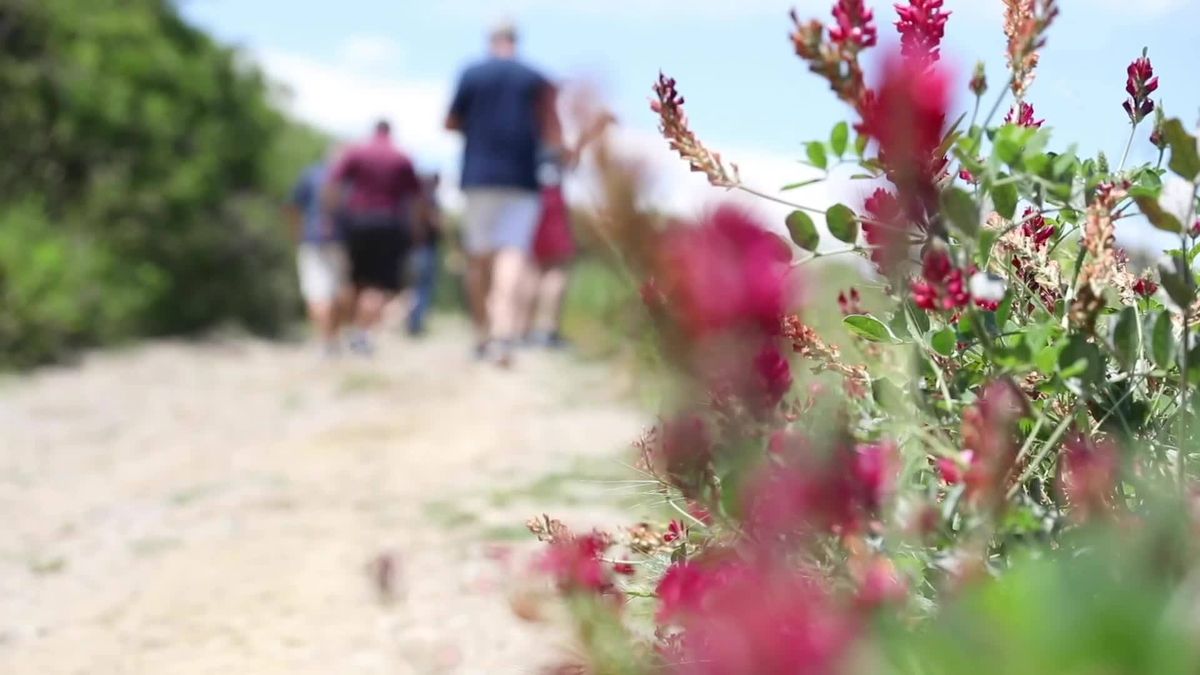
324, 120, 421, 355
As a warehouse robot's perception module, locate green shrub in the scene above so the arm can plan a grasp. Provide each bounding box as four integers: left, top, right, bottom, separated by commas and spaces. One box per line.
0, 201, 162, 367
0, 0, 325, 366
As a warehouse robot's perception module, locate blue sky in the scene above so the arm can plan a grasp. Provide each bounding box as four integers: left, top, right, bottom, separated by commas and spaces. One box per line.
181, 0, 1199, 239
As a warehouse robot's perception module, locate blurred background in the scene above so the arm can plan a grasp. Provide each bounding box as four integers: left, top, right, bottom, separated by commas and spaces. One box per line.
3, 0, 1197, 367
2, 1, 1199, 672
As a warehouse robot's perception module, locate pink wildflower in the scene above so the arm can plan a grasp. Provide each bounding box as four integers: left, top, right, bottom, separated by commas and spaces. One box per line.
911, 248, 969, 311
613, 562, 637, 576
862, 187, 909, 274
753, 342, 793, 411
1123, 49, 1158, 124
657, 206, 796, 338
961, 379, 1027, 505
829, 0, 878, 50
894, 0, 950, 68
1020, 207, 1055, 248
663, 519, 687, 544
936, 456, 963, 485
665, 562, 857, 675
745, 431, 895, 540
540, 533, 612, 593
855, 557, 908, 610
1061, 431, 1120, 521
656, 414, 713, 500
860, 53, 952, 220
1005, 101, 1044, 128
837, 287, 863, 316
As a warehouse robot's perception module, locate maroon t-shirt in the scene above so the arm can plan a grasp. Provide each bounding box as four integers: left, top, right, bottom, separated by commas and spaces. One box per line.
330, 132, 421, 214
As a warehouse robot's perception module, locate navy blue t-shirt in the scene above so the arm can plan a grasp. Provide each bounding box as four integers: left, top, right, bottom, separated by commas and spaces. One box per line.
449, 57, 549, 191
290, 163, 339, 243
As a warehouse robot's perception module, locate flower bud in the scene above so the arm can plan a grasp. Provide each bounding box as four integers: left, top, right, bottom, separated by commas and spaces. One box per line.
969, 61, 987, 97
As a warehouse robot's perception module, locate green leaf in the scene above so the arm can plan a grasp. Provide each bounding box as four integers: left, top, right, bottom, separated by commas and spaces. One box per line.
1164, 118, 1200, 181
825, 203, 858, 244
906, 301, 931, 335
996, 292, 1015, 328
786, 210, 820, 251
976, 229, 998, 267
1058, 334, 1105, 391
830, 121, 849, 157
844, 314, 893, 343
995, 137, 1022, 166
1112, 306, 1139, 370
781, 178, 823, 192
806, 142, 828, 170
1137, 167, 1163, 190
855, 134, 869, 158
993, 178, 1019, 219
1036, 342, 1062, 374
941, 187, 979, 236
931, 329, 956, 357
1134, 194, 1184, 233
1051, 151, 1078, 180
1151, 311, 1175, 370
1160, 255, 1195, 308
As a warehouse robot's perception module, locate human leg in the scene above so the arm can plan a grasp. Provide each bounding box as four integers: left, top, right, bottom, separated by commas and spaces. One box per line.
488, 247, 530, 344
482, 191, 541, 365
297, 243, 344, 353
343, 221, 404, 354
407, 244, 439, 335
533, 264, 571, 344
516, 262, 544, 341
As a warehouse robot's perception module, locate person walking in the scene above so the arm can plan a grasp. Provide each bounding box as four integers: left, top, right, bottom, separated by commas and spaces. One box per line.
522, 110, 616, 349
445, 19, 561, 367
287, 154, 349, 357
324, 120, 421, 356
406, 172, 443, 336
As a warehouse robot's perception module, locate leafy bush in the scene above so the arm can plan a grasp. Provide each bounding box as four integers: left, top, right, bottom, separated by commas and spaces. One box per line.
0, 201, 162, 368
0, 0, 323, 366
524, 2, 1200, 673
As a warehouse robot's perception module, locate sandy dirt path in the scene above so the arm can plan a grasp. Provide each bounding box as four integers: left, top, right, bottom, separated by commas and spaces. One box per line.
0, 317, 646, 674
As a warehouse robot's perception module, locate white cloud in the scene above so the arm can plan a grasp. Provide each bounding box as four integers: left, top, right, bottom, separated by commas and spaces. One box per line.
258, 48, 456, 165
337, 35, 405, 73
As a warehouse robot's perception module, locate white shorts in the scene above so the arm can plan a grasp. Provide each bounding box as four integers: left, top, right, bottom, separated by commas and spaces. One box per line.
461, 188, 541, 256
296, 242, 348, 304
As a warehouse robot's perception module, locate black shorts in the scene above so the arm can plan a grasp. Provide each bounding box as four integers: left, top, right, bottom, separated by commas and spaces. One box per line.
344, 213, 410, 292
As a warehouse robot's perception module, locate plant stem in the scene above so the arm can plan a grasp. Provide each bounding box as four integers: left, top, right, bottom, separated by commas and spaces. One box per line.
1178, 182, 1199, 494
735, 184, 827, 216
968, 77, 1014, 157
1007, 412, 1074, 500
1118, 122, 1139, 173
667, 498, 709, 529
796, 248, 861, 267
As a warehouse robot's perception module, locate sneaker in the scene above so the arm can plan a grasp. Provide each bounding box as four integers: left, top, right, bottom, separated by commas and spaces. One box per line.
528, 330, 570, 350
485, 339, 515, 369
348, 330, 375, 357
320, 342, 342, 360
473, 341, 489, 361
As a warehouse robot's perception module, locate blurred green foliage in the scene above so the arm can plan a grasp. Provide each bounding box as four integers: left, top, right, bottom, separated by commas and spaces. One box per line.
0, 0, 327, 367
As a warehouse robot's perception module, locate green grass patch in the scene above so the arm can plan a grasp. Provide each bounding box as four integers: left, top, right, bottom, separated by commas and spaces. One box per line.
422, 499, 479, 529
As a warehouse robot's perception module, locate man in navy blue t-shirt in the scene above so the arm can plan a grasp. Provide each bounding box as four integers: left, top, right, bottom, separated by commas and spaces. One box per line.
446, 20, 561, 367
